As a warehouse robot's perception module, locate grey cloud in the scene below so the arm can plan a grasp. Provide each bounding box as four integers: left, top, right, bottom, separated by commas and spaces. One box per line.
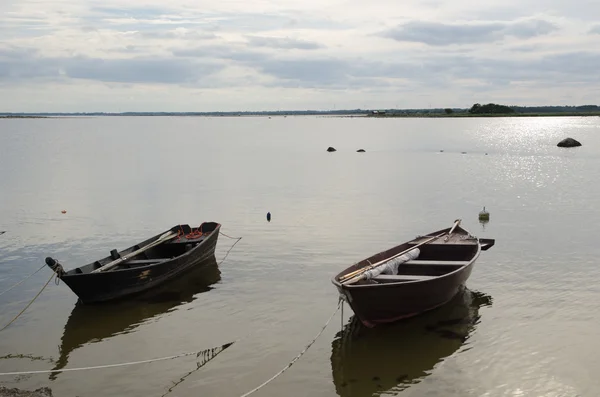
171, 45, 269, 63
87, 7, 348, 34
383, 21, 506, 45
508, 44, 544, 52
382, 18, 558, 46
141, 30, 218, 40
205, 12, 348, 32
405, 52, 600, 85
589, 24, 600, 34
90, 6, 173, 19
258, 59, 349, 86
237, 50, 600, 89
509, 19, 557, 38
246, 36, 324, 50
66, 58, 218, 84
2, 45, 599, 91
0, 49, 220, 84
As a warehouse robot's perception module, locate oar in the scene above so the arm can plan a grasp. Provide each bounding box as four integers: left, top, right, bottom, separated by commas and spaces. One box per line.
91, 231, 178, 273
340, 219, 461, 284
444, 219, 461, 241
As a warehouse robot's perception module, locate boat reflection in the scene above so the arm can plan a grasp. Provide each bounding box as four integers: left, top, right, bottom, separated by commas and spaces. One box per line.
330, 287, 492, 396
50, 255, 221, 380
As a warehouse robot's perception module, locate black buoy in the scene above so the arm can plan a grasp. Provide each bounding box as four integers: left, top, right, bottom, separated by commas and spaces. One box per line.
266, 212, 271, 222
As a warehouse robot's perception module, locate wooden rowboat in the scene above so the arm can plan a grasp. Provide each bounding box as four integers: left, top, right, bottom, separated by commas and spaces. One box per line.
331, 220, 494, 328
49, 255, 221, 380
45, 222, 221, 304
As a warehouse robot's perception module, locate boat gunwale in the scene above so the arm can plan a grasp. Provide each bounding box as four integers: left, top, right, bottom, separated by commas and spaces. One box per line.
331, 226, 482, 289
62, 223, 221, 278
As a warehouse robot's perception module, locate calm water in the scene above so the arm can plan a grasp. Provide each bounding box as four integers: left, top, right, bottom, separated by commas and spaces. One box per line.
0, 116, 599, 397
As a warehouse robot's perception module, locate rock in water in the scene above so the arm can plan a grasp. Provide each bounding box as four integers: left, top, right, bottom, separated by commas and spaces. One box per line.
327, 147, 337, 152
557, 138, 582, 148
357, 149, 366, 152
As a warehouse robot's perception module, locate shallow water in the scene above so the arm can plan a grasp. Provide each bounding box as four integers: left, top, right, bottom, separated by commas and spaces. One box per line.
0, 115, 599, 396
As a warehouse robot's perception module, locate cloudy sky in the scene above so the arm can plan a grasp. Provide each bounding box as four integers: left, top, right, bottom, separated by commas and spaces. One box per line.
1, 0, 599, 112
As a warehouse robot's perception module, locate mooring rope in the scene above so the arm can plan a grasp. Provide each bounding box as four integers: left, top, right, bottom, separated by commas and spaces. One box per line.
238, 300, 342, 397
0, 338, 243, 377
0, 264, 47, 297
0, 272, 55, 333
218, 231, 242, 265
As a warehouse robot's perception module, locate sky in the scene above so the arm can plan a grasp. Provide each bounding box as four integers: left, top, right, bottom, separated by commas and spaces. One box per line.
1, 0, 599, 112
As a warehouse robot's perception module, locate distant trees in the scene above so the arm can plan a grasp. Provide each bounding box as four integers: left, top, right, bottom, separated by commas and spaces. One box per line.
469, 103, 515, 114
444, 108, 453, 114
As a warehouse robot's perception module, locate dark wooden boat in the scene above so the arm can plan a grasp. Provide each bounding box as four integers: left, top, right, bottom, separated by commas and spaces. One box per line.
45, 222, 221, 304
331, 220, 494, 328
331, 288, 492, 396
49, 255, 221, 380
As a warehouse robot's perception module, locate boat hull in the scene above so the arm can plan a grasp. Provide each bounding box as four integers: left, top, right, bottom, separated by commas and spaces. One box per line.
335, 264, 473, 327
331, 222, 492, 328
58, 225, 220, 304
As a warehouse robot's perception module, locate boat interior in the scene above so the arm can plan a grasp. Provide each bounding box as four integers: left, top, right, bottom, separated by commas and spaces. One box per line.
68, 223, 219, 275
351, 233, 480, 285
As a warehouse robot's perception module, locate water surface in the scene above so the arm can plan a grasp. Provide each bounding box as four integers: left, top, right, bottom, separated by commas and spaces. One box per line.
1, 116, 599, 396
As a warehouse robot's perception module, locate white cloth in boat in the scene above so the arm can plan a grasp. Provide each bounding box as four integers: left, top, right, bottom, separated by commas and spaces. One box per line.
363, 248, 420, 280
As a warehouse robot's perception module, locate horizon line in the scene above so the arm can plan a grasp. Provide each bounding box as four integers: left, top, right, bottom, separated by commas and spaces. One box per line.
1, 104, 599, 116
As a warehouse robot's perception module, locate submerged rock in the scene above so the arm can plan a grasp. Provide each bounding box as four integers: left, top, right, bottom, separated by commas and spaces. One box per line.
0, 387, 53, 397
357, 149, 366, 152
327, 147, 337, 152
557, 137, 582, 148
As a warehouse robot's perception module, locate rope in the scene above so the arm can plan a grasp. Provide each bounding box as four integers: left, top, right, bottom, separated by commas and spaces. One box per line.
0, 339, 241, 377
218, 231, 242, 266
0, 272, 55, 332
219, 231, 240, 240
239, 300, 342, 397
0, 264, 46, 296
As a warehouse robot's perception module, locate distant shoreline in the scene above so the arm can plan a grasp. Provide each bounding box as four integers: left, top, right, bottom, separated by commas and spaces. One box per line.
1, 112, 600, 119
365, 112, 600, 118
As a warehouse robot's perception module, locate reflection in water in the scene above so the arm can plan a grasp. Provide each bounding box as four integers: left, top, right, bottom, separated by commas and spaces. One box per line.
330, 288, 492, 396
50, 255, 221, 380
479, 217, 490, 231
159, 341, 235, 397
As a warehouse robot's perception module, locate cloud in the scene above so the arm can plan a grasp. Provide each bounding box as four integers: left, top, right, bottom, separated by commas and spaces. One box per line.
589, 24, 600, 34
0, 0, 598, 111
382, 18, 558, 46
171, 45, 269, 63
246, 36, 324, 50
0, 48, 221, 84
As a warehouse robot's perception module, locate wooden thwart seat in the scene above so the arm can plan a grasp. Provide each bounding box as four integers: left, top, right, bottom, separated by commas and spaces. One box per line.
125, 259, 169, 265
405, 260, 469, 266
373, 274, 437, 282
